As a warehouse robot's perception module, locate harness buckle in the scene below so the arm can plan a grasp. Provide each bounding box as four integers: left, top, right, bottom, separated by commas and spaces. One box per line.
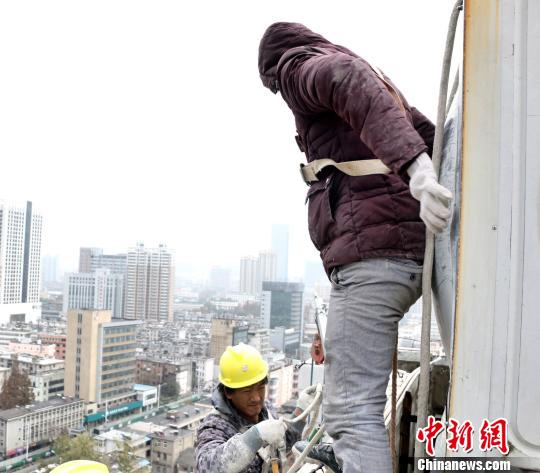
300, 163, 312, 187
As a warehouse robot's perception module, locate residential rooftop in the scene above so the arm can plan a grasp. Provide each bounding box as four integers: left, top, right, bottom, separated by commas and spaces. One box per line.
133, 384, 156, 392
0, 396, 82, 421
0, 353, 64, 366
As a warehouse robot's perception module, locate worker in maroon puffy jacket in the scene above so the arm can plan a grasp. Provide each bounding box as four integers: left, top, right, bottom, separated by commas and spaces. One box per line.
258, 22, 452, 473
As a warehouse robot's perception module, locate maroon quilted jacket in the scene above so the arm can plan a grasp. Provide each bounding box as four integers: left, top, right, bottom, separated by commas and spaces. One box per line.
258, 22, 435, 276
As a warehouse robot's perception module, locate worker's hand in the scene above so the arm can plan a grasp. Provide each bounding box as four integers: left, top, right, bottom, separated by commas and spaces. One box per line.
407, 152, 453, 234
255, 418, 287, 446
296, 385, 317, 412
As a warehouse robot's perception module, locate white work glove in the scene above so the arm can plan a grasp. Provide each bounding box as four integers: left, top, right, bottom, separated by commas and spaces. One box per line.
296, 385, 317, 412
254, 418, 287, 446
407, 152, 453, 234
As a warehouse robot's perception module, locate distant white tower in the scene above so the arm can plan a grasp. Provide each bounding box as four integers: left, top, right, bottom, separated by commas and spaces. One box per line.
41, 254, 60, 288
0, 200, 43, 323
258, 250, 277, 287
78, 247, 102, 273
239, 256, 258, 295
271, 224, 289, 282
124, 243, 174, 322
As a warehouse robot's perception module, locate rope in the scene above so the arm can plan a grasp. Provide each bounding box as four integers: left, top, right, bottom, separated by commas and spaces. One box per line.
286, 424, 327, 473
414, 1, 463, 471
303, 397, 321, 441
262, 384, 322, 473
390, 336, 398, 472
283, 384, 323, 426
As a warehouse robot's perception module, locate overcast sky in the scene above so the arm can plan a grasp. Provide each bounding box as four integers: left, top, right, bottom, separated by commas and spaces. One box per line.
0, 0, 460, 281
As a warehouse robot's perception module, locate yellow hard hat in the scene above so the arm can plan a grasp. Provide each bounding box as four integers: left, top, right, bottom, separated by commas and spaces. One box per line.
219, 343, 268, 389
50, 460, 109, 473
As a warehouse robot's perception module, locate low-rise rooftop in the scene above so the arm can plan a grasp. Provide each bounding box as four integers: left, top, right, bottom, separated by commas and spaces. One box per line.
133, 384, 156, 392
0, 396, 82, 421
0, 353, 64, 366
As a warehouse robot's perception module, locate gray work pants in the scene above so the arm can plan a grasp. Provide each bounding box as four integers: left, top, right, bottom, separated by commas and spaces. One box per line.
324, 258, 423, 473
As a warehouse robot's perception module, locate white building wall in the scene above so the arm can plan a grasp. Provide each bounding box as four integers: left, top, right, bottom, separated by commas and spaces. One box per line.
239, 256, 258, 295
26, 211, 42, 303
0, 202, 42, 320
1, 207, 25, 304
177, 370, 189, 395
64, 270, 124, 318
258, 251, 277, 288
267, 363, 295, 408
125, 244, 173, 321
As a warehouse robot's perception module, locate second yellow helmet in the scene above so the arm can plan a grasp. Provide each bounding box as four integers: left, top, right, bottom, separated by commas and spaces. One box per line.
50, 460, 109, 473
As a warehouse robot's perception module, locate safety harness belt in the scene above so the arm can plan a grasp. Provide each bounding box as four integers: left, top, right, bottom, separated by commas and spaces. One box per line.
300, 158, 391, 184
299, 62, 405, 185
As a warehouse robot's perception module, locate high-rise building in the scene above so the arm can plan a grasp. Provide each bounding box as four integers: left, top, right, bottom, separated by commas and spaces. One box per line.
135, 359, 192, 395
78, 247, 127, 276
303, 260, 328, 289
124, 243, 174, 322
271, 224, 289, 281
77, 248, 128, 318
0, 200, 42, 324
79, 247, 102, 273
64, 309, 141, 406
269, 326, 301, 358
239, 251, 277, 295
239, 256, 258, 295
63, 269, 124, 319
258, 251, 277, 286
247, 328, 272, 359
41, 254, 60, 289
90, 253, 127, 275
267, 358, 297, 408
209, 317, 249, 361
261, 281, 305, 356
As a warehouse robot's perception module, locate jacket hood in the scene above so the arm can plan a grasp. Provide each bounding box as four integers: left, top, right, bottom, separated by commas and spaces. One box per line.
258, 22, 332, 92
212, 385, 236, 418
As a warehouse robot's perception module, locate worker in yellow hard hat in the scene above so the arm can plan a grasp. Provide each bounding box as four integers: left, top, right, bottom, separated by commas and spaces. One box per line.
50, 460, 109, 472
195, 343, 316, 472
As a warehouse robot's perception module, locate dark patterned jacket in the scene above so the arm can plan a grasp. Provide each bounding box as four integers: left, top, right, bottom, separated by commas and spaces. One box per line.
195, 386, 303, 473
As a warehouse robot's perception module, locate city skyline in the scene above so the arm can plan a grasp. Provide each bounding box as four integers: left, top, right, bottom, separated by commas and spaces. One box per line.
40, 233, 328, 287
0, 1, 456, 283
